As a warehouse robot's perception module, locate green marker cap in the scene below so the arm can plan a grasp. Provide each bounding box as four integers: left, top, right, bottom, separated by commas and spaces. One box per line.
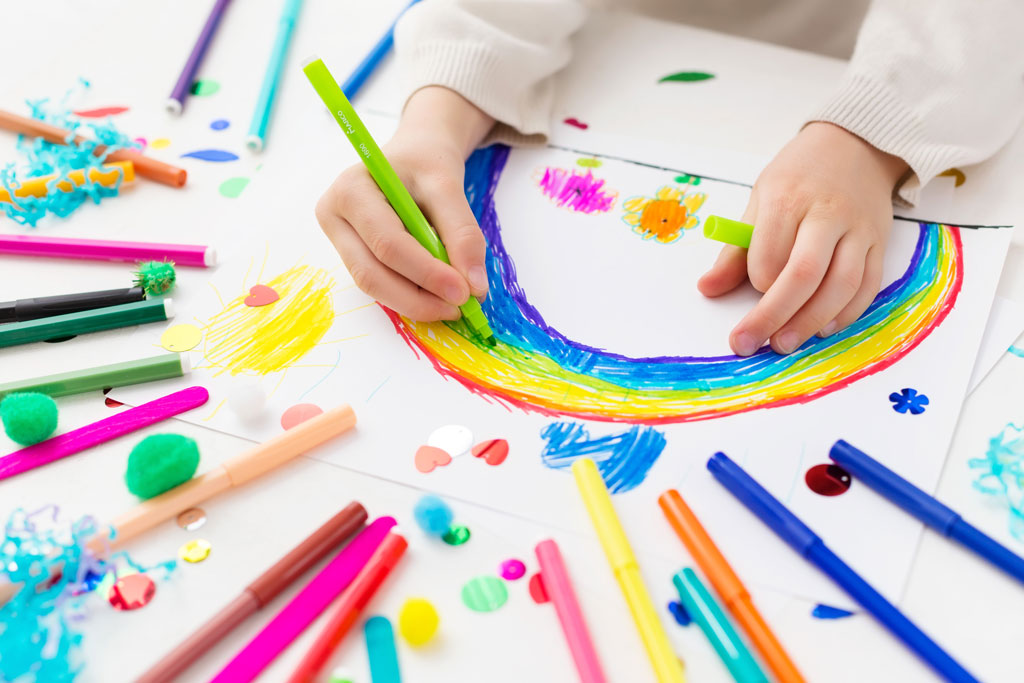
704, 215, 753, 249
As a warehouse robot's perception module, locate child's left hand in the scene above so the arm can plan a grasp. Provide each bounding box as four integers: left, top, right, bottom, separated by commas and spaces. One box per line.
698, 122, 910, 356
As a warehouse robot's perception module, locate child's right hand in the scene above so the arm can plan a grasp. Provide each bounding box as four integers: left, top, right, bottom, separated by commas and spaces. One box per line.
315, 87, 495, 321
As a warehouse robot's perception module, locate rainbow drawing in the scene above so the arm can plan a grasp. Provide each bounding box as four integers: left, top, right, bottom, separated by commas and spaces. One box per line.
385, 145, 964, 424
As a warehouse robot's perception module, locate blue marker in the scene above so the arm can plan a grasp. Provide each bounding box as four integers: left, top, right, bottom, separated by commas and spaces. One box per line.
341, 0, 423, 99
365, 615, 402, 683
831, 439, 1024, 586
708, 452, 978, 683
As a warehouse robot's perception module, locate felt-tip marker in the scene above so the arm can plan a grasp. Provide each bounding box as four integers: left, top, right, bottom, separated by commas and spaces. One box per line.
302, 56, 495, 345
0, 286, 146, 323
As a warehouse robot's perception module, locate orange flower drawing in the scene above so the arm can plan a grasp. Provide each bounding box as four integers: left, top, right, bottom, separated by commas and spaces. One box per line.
621, 186, 707, 244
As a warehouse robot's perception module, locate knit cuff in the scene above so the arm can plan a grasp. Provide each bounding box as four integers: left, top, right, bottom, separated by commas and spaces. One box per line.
809, 74, 959, 206
399, 40, 552, 147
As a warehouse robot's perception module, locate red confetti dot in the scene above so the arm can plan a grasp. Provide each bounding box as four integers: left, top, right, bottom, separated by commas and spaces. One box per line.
528, 572, 549, 604
108, 573, 155, 610
805, 464, 852, 496
280, 403, 324, 430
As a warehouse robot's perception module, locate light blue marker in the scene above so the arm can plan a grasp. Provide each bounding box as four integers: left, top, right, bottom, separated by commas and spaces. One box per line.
245, 0, 303, 152
365, 615, 402, 683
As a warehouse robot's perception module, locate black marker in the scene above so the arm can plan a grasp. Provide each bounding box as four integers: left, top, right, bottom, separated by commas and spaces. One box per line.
0, 286, 146, 323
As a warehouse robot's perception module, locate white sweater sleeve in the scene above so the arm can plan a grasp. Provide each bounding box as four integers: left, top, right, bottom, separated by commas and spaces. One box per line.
809, 0, 1024, 205
394, 0, 588, 145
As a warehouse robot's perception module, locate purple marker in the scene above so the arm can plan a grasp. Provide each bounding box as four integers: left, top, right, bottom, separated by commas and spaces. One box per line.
167, 0, 233, 115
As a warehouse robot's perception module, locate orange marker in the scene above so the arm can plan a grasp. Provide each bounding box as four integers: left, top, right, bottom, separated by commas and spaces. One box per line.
658, 490, 805, 683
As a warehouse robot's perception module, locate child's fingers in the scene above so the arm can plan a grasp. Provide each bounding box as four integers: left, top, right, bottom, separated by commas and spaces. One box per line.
829, 246, 884, 332
697, 245, 748, 297
768, 236, 867, 353
729, 219, 841, 356
324, 215, 461, 321
745, 197, 801, 293
332, 179, 470, 308
417, 178, 489, 298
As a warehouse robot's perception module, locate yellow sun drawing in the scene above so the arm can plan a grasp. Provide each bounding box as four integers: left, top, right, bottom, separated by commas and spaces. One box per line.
621, 186, 707, 244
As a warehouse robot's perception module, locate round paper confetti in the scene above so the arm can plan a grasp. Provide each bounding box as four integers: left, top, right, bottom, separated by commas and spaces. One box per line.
176, 507, 207, 531
160, 323, 202, 352
210, 118, 230, 130
441, 525, 470, 546
528, 573, 549, 604
280, 403, 324, 430
179, 539, 212, 563
499, 559, 526, 581
150, 138, 171, 149
427, 424, 473, 458
108, 573, 155, 610
398, 597, 440, 646
460, 575, 508, 612
805, 464, 852, 497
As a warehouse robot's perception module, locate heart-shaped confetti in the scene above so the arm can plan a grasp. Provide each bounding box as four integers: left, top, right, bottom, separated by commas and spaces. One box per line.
528, 573, 549, 604
471, 438, 509, 466
244, 284, 279, 307
415, 445, 452, 473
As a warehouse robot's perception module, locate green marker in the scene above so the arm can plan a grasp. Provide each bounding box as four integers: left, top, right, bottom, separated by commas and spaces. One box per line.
0, 299, 172, 349
673, 568, 769, 683
302, 57, 495, 345
0, 354, 189, 400
704, 215, 753, 249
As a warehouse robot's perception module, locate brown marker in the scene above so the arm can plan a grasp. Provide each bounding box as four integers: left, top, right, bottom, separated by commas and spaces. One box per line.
136, 502, 367, 683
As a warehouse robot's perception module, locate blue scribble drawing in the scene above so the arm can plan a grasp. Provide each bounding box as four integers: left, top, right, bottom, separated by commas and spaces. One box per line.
889, 388, 929, 414
970, 422, 1024, 541
540, 421, 667, 493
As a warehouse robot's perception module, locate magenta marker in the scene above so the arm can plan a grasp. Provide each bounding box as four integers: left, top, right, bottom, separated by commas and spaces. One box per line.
0, 234, 216, 267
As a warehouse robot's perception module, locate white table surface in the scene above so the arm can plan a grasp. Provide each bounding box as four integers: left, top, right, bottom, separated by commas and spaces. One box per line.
3, 3, 1024, 682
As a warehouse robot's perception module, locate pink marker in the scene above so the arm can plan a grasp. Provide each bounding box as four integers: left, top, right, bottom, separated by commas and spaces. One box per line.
211, 517, 396, 683
0, 387, 209, 481
0, 234, 216, 268
535, 539, 608, 683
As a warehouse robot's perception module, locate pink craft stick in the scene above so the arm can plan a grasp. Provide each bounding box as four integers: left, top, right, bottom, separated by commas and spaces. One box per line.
211, 517, 396, 683
0, 234, 216, 267
535, 539, 608, 683
0, 386, 209, 481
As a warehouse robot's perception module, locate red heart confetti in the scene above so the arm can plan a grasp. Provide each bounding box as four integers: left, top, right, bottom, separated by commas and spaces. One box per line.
471, 438, 509, 466
415, 445, 452, 473
244, 284, 280, 307
528, 572, 550, 604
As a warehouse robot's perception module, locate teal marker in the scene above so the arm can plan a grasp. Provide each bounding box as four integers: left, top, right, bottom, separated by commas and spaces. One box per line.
302, 57, 496, 345
364, 615, 402, 683
246, 0, 304, 152
673, 568, 769, 683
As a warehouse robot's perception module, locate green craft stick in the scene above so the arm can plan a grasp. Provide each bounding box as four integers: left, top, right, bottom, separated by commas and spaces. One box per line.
673, 568, 769, 683
0, 299, 172, 348
704, 215, 753, 249
302, 57, 496, 345
0, 353, 189, 400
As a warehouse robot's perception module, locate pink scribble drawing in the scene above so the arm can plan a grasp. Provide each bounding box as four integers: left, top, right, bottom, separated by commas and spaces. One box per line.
534, 166, 618, 214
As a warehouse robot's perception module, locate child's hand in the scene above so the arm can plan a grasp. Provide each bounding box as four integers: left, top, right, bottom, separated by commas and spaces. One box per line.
698, 122, 909, 356
315, 87, 495, 321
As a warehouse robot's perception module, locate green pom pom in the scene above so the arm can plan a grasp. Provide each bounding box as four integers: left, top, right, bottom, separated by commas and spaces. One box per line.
134, 261, 177, 295
125, 434, 200, 499
1, 392, 58, 445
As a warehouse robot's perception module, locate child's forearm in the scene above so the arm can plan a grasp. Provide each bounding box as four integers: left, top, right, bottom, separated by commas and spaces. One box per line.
398, 86, 496, 159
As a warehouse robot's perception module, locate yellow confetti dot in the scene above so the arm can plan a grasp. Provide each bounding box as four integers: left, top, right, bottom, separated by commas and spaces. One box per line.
160, 323, 202, 352
150, 138, 171, 149
938, 168, 966, 187
179, 539, 212, 563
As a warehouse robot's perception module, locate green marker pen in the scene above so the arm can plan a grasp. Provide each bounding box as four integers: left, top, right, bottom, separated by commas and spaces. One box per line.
302, 57, 495, 345
673, 568, 769, 683
704, 215, 753, 249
